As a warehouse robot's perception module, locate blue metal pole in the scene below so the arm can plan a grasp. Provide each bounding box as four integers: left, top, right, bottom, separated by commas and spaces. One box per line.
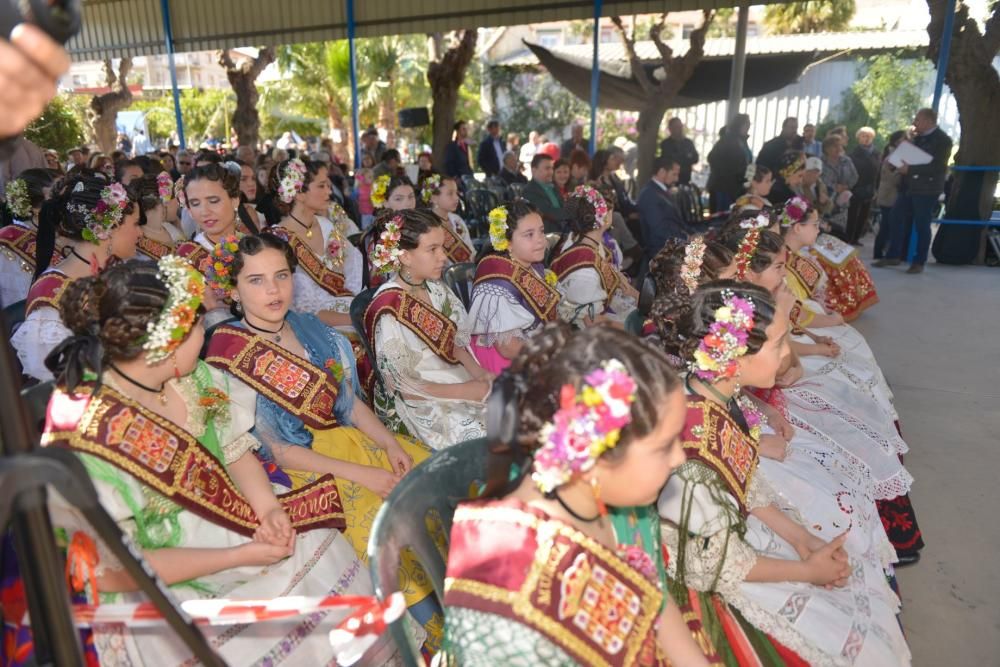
932, 0, 957, 113
588, 0, 603, 155
158, 0, 185, 149
347, 0, 361, 170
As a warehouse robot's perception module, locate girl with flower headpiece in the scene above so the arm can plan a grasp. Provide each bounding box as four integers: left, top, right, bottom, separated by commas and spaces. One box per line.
361, 174, 416, 289
732, 163, 774, 213
420, 173, 474, 266
443, 323, 720, 666
0, 168, 58, 307
23, 258, 393, 665
133, 171, 185, 261
264, 158, 362, 329
551, 184, 638, 327
12, 172, 141, 382
466, 200, 562, 373
363, 208, 489, 450
655, 281, 911, 666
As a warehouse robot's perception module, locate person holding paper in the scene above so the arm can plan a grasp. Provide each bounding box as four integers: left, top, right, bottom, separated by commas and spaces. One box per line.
875, 108, 953, 274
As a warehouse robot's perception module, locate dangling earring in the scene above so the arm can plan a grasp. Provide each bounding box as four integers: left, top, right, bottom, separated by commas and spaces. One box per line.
172, 355, 181, 380
232, 297, 243, 316
590, 477, 608, 518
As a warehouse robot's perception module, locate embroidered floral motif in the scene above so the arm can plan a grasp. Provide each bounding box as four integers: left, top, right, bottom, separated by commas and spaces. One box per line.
254, 350, 311, 398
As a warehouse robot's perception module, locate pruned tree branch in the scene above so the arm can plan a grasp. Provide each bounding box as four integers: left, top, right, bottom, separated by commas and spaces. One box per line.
680, 10, 715, 74
611, 15, 654, 93
982, 1, 1000, 59
649, 13, 673, 64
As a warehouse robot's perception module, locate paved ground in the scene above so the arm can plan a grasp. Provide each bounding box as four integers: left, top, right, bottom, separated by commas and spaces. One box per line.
850, 257, 1000, 666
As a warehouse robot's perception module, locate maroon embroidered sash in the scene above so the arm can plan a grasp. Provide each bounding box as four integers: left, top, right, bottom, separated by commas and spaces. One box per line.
444, 502, 667, 666
473, 256, 559, 322
136, 236, 173, 261
176, 241, 211, 275
25, 272, 70, 316
43, 385, 346, 536
0, 225, 58, 270
364, 287, 459, 364
681, 397, 759, 514
441, 221, 473, 264
551, 244, 621, 297
786, 252, 822, 297
267, 227, 352, 297
205, 325, 340, 430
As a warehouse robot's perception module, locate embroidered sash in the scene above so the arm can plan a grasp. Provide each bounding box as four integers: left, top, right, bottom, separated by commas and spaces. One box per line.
43, 385, 346, 536
473, 256, 559, 322
786, 252, 823, 298
0, 225, 43, 270
267, 227, 352, 298
205, 325, 340, 430
176, 241, 211, 275
681, 397, 759, 514
444, 503, 666, 667
25, 272, 70, 316
364, 287, 459, 364
551, 244, 621, 297
441, 221, 473, 264
136, 236, 173, 261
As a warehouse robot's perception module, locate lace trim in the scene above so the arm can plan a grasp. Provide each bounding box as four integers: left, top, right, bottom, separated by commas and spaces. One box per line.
790, 388, 905, 456
222, 431, 261, 465
661, 523, 758, 597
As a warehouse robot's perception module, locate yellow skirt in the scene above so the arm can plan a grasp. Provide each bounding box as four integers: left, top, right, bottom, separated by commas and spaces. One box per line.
284, 427, 434, 608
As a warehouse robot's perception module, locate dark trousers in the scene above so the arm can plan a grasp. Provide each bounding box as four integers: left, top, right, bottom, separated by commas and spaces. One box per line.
874, 204, 895, 259
846, 195, 872, 244
887, 193, 938, 265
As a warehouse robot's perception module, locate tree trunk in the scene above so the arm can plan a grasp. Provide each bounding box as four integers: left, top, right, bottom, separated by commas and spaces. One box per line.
220, 48, 275, 152
88, 58, 134, 153
380, 75, 397, 149
328, 101, 353, 163
428, 30, 477, 172
635, 100, 669, 185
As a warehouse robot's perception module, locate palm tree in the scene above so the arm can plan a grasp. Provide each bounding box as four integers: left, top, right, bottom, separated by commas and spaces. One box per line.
763, 1, 856, 34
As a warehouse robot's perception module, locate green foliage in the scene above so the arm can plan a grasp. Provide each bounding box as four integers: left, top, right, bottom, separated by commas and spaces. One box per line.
131, 89, 235, 145
707, 8, 737, 38
489, 68, 589, 143
763, 1, 856, 34
23, 95, 85, 154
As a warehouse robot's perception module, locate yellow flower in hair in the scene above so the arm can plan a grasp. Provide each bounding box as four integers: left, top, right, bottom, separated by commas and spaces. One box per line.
488, 206, 510, 251
371, 174, 390, 208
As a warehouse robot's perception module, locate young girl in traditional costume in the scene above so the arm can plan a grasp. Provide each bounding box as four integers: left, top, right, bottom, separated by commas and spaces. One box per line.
421, 173, 474, 266
363, 174, 416, 288
39, 258, 391, 665
364, 208, 490, 450
732, 163, 773, 213
13, 172, 141, 381
264, 158, 363, 328
656, 281, 910, 666
134, 172, 184, 261
1, 169, 58, 307
203, 234, 439, 647
443, 324, 716, 666
551, 185, 637, 326
466, 200, 561, 374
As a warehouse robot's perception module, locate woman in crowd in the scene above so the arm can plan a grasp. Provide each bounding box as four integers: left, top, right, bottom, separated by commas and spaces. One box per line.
443, 324, 715, 666
819, 136, 858, 239
420, 173, 474, 266
38, 257, 391, 665
466, 200, 561, 374
732, 163, 773, 212
134, 172, 184, 260
568, 148, 591, 188
13, 172, 141, 381
364, 208, 489, 449
0, 168, 57, 307
552, 158, 572, 201
874, 131, 907, 261
656, 280, 910, 666
551, 185, 638, 326
265, 158, 362, 328
363, 174, 417, 288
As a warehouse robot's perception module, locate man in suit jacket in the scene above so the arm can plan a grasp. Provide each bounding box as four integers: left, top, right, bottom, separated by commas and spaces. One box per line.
476, 120, 506, 177
756, 117, 804, 173
560, 124, 588, 158
521, 154, 572, 233
444, 120, 474, 179
499, 151, 527, 186
638, 157, 687, 272
659, 118, 699, 185
876, 108, 953, 273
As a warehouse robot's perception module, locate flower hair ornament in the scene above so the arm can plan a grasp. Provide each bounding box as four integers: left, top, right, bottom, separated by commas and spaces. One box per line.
69, 181, 130, 242
420, 173, 442, 204
691, 290, 756, 383
174, 176, 187, 209
370, 173, 391, 208
156, 172, 174, 204
733, 227, 761, 281
779, 154, 806, 181
742, 163, 758, 190
143, 255, 206, 364
532, 359, 637, 494
779, 196, 810, 227
571, 184, 609, 226
277, 158, 307, 204
680, 236, 707, 294
206, 234, 242, 294
487, 206, 510, 251
4, 178, 31, 220
371, 215, 404, 275
738, 212, 771, 231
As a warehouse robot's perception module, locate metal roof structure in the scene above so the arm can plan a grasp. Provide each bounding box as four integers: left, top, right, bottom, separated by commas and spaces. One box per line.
68, 0, 797, 61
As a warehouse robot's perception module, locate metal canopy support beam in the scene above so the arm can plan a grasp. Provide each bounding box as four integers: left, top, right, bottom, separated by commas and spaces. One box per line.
347, 0, 362, 170
726, 2, 749, 121
932, 0, 957, 113
588, 0, 603, 155
159, 0, 185, 148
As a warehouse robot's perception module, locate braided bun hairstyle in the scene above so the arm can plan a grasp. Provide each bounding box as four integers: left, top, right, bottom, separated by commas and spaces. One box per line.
648, 237, 735, 341
714, 226, 785, 275
655, 279, 776, 367
46, 260, 183, 391
563, 188, 605, 236
482, 323, 681, 497
374, 206, 443, 251
267, 159, 327, 216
